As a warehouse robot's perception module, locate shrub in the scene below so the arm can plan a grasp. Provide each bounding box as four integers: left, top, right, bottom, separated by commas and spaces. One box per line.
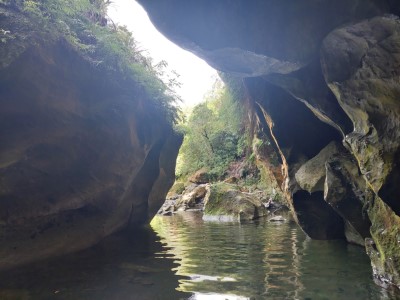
176, 77, 247, 180
0, 0, 180, 123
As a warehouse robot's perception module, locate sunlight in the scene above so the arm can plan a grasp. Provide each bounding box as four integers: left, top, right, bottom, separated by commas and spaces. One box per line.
107, 0, 219, 107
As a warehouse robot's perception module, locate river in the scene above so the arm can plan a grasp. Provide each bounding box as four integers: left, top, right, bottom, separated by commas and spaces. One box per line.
0, 211, 396, 299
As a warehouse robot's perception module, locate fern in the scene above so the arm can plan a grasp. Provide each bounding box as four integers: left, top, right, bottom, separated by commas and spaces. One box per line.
0, 0, 180, 123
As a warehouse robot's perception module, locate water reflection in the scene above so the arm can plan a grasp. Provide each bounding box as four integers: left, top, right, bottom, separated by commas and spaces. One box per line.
151, 212, 393, 300
0, 212, 395, 299
0, 227, 187, 300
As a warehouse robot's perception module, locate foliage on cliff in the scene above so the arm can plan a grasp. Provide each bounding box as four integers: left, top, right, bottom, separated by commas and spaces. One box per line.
0, 0, 180, 122
176, 77, 247, 179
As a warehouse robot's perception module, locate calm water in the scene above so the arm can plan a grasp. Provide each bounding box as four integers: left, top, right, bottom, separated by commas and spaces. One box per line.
0, 211, 396, 299
151, 212, 393, 300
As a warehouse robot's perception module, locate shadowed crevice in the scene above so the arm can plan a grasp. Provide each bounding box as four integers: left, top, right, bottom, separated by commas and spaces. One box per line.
293, 190, 345, 240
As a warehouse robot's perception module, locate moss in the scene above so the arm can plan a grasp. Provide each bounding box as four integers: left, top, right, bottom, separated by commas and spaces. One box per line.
168, 181, 185, 195
254, 159, 285, 204
203, 183, 239, 216
368, 194, 400, 288
0, 1, 180, 123
203, 182, 266, 222
0, 7, 36, 68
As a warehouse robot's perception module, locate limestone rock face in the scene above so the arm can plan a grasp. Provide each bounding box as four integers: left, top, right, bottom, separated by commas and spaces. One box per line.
321, 15, 400, 289
139, 0, 385, 76
322, 16, 400, 213
0, 44, 181, 270
324, 149, 372, 246
139, 0, 400, 289
295, 141, 339, 193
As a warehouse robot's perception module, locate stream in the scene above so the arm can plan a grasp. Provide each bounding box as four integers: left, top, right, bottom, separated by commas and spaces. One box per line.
0, 211, 396, 299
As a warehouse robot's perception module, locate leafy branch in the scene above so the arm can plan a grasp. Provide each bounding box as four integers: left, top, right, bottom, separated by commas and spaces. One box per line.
0, 0, 181, 123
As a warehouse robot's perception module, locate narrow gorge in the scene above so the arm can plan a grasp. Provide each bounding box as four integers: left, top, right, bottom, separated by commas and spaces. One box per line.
1, 0, 400, 298
138, 0, 400, 290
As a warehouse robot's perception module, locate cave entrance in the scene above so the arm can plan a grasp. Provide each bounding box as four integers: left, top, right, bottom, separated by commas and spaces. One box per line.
108, 1, 219, 109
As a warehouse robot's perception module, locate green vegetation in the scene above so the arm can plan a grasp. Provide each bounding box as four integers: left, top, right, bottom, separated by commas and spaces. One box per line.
176, 77, 248, 180
0, 0, 180, 122
202, 182, 239, 216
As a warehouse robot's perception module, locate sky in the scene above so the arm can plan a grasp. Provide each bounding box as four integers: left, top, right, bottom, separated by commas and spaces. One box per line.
107, 0, 219, 107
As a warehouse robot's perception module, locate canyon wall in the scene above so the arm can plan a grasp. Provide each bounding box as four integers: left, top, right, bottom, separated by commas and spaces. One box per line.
138, 0, 400, 289
0, 23, 181, 270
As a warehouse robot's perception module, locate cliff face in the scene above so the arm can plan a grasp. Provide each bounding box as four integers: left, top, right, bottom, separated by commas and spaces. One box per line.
0, 41, 182, 270
138, 0, 400, 289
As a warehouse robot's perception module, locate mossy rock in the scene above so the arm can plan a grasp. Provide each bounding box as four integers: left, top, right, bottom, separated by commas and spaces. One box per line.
188, 168, 211, 184
167, 181, 185, 198
202, 182, 267, 222
367, 195, 400, 289
174, 184, 208, 210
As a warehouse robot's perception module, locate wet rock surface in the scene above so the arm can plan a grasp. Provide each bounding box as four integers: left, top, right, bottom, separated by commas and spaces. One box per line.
202, 183, 268, 222
321, 15, 400, 287
160, 181, 289, 223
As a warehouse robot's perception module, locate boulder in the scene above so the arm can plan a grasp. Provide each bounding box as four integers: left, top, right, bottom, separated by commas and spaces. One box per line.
174, 184, 208, 211
166, 181, 186, 199
188, 168, 211, 184
202, 183, 268, 222
295, 141, 339, 193
291, 141, 372, 244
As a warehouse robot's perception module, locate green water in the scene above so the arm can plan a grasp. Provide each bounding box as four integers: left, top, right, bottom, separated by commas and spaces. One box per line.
0, 211, 396, 299
151, 212, 393, 300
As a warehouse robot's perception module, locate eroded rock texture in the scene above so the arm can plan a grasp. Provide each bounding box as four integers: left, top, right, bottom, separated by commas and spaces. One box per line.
202, 183, 268, 222
0, 43, 182, 270
139, 0, 400, 289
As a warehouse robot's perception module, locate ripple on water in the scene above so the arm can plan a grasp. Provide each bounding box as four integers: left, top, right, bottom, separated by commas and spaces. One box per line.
0, 211, 395, 300
151, 211, 395, 300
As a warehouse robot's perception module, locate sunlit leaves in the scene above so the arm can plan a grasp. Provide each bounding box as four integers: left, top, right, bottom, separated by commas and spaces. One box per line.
176, 79, 245, 179
1, 0, 180, 123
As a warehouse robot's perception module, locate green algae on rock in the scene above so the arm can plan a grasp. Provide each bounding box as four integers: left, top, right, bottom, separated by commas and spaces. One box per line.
202, 183, 268, 222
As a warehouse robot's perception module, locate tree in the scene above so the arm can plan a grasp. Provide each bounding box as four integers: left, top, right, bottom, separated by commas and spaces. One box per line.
176, 78, 245, 179
0, 0, 180, 123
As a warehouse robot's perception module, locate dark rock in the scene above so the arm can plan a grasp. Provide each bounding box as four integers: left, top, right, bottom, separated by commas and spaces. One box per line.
321, 16, 400, 286
294, 141, 372, 245
0, 43, 181, 270
324, 151, 372, 246
138, 0, 386, 76
321, 16, 400, 207
293, 190, 345, 240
